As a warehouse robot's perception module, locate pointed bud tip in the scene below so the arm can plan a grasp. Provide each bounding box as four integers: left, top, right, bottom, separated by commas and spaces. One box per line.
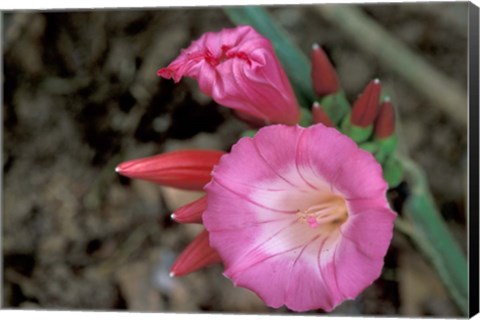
312, 102, 334, 127
169, 272, 175, 278
351, 79, 383, 127
311, 45, 340, 97
170, 213, 176, 220
374, 99, 396, 139
384, 96, 391, 102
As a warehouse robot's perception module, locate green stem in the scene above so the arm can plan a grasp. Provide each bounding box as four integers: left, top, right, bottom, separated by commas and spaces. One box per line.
398, 155, 468, 315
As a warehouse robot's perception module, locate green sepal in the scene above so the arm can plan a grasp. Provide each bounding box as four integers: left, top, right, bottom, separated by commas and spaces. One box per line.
375, 134, 398, 155
383, 155, 403, 188
341, 115, 373, 143
241, 129, 258, 138
359, 141, 379, 154
299, 108, 313, 127
374, 149, 388, 165
319, 90, 351, 125
360, 141, 390, 165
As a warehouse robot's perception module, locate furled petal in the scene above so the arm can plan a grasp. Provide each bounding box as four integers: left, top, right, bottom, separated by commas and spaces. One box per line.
374, 98, 396, 139
170, 229, 222, 277
311, 44, 340, 97
350, 79, 382, 128
312, 102, 334, 127
171, 196, 207, 223
203, 124, 396, 312
158, 25, 300, 125
115, 150, 224, 190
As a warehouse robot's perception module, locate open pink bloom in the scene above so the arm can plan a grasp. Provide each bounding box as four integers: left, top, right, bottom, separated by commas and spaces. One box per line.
158, 25, 301, 125
203, 124, 396, 312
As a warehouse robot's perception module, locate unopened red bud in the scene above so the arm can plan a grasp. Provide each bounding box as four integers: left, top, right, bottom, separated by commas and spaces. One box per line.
351, 79, 382, 127
116, 150, 225, 191
312, 102, 334, 127
171, 196, 207, 224
374, 98, 396, 139
169, 230, 221, 277
311, 44, 340, 97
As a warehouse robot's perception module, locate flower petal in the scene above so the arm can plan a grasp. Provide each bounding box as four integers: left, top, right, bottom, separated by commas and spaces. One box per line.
172, 196, 207, 223
116, 150, 224, 190
339, 206, 395, 259
311, 44, 340, 97
332, 148, 388, 200
203, 124, 395, 312
333, 236, 386, 299
158, 25, 300, 125
170, 229, 221, 277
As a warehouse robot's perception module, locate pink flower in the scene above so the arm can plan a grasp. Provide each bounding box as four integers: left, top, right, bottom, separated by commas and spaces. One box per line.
158, 25, 301, 126
203, 124, 396, 312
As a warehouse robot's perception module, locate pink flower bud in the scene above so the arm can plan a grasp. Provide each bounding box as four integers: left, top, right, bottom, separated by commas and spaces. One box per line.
311, 44, 340, 97
170, 229, 221, 277
171, 196, 207, 224
351, 79, 382, 128
115, 150, 224, 191
158, 26, 300, 125
374, 98, 396, 139
311, 102, 334, 127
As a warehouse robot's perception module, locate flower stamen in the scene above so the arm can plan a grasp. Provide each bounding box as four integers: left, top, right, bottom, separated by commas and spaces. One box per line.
297, 196, 348, 229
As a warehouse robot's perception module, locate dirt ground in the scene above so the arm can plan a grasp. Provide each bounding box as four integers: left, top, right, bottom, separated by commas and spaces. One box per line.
2, 3, 468, 316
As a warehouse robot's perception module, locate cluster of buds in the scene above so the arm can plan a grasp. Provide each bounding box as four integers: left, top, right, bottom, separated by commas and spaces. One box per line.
309, 45, 400, 187
116, 150, 223, 276
115, 25, 400, 313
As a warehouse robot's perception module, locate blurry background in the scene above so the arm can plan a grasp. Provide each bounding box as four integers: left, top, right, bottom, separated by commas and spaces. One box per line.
2, 3, 468, 316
